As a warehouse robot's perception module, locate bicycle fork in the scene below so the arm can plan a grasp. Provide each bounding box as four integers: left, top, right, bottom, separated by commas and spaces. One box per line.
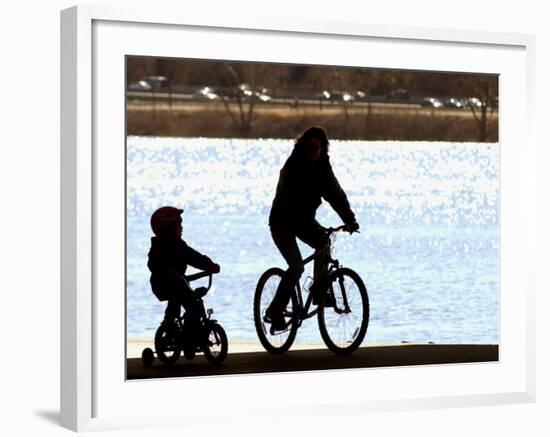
332, 273, 351, 315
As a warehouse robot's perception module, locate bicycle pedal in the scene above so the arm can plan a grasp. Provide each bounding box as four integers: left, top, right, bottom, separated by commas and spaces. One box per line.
270, 326, 286, 335
269, 324, 289, 335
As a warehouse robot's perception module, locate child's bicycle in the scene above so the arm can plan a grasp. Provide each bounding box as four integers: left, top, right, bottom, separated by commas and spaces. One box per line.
141, 271, 228, 366
253, 225, 369, 355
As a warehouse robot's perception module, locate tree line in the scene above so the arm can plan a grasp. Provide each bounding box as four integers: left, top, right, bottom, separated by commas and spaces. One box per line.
127, 57, 498, 142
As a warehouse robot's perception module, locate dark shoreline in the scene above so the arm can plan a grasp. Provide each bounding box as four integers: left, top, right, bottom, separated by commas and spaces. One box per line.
126, 103, 498, 143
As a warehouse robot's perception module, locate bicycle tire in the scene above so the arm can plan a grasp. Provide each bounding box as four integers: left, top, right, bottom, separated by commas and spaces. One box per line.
203, 323, 228, 365
318, 268, 369, 355
154, 322, 181, 366
253, 267, 299, 354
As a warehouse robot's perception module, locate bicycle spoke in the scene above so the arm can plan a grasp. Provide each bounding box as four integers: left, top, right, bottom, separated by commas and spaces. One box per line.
208, 328, 221, 356
203, 324, 227, 364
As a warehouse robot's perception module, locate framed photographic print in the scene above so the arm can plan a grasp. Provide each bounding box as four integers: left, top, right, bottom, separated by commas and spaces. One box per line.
61, 5, 536, 432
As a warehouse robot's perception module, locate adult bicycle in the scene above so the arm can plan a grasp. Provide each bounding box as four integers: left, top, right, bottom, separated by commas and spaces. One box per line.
253, 225, 369, 355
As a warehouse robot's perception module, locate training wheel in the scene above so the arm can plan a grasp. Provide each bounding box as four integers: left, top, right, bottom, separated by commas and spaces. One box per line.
142, 347, 154, 367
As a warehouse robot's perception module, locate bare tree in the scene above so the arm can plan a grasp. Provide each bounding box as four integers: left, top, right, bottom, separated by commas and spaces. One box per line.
218, 63, 272, 137
330, 68, 352, 121
457, 74, 498, 142
352, 68, 384, 133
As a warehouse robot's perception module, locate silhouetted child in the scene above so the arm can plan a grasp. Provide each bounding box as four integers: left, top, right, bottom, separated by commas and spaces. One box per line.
147, 206, 220, 332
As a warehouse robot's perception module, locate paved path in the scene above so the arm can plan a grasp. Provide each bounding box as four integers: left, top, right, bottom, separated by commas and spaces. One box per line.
126, 344, 498, 380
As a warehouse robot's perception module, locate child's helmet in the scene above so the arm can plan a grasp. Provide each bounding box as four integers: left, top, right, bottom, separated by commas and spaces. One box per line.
150, 206, 183, 236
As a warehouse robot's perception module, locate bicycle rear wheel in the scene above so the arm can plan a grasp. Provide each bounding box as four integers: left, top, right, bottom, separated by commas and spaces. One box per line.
318, 268, 369, 355
154, 322, 181, 365
253, 267, 298, 354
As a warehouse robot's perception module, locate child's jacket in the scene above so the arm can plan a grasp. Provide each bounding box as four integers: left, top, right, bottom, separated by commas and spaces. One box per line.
147, 237, 214, 301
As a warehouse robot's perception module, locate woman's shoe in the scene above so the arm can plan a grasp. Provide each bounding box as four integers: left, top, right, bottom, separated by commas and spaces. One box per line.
264, 308, 287, 332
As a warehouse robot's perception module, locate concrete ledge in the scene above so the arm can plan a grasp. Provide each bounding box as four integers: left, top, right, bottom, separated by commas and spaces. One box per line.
126, 344, 498, 380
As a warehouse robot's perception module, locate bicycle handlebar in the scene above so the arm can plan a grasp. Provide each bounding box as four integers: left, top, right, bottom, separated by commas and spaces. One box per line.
184, 270, 218, 296
324, 224, 359, 235
325, 224, 346, 234
185, 270, 213, 282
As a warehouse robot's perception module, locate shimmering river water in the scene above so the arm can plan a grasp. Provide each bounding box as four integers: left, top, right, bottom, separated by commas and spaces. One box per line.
126, 137, 499, 345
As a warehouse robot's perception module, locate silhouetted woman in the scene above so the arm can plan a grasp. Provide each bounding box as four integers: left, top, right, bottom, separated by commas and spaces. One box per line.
266, 126, 359, 331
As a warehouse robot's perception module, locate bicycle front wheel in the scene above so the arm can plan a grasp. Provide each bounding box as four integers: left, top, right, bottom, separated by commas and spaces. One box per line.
253, 267, 298, 354
203, 323, 228, 365
318, 268, 369, 355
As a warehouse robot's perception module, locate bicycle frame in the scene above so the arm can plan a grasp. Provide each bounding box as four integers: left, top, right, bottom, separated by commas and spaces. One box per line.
290, 226, 345, 323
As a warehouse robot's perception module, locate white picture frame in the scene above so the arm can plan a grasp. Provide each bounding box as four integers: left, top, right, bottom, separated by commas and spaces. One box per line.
60, 5, 536, 432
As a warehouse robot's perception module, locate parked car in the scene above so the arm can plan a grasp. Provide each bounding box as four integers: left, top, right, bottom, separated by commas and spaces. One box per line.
128, 80, 153, 91
318, 90, 355, 103
238, 83, 253, 97
231, 83, 271, 102
467, 97, 483, 108
318, 90, 331, 101
387, 88, 410, 100
144, 76, 169, 90
341, 91, 355, 103
254, 87, 271, 102
444, 97, 465, 109
194, 86, 219, 100
420, 97, 444, 108
128, 76, 169, 92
